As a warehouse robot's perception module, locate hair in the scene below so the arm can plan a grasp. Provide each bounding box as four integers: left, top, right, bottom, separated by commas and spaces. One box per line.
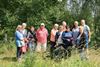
16, 25, 22, 31
54, 24, 59, 27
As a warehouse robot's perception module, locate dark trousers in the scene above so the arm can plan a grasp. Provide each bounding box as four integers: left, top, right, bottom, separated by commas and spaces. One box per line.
17, 47, 21, 59
63, 41, 72, 57
50, 41, 56, 58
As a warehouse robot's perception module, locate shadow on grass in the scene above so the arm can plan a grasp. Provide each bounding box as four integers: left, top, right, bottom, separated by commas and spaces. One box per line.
1, 56, 16, 62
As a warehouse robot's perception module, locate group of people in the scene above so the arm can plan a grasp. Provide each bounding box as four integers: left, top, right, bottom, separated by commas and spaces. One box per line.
15, 23, 48, 61
15, 19, 90, 61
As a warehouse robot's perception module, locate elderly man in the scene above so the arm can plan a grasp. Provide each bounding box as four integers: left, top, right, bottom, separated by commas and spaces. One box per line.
80, 19, 91, 59
81, 20, 91, 48
36, 23, 48, 52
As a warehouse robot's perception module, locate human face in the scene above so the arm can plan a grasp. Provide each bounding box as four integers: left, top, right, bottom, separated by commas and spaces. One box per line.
74, 21, 78, 27
54, 25, 58, 30
66, 28, 70, 32
40, 25, 45, 29
17, 25, 22, 32
31, 27, 35, 31
62, 21, 66, 27
22, 25, 26, 29
59, 25, 63, 31
81, 20, 85, 26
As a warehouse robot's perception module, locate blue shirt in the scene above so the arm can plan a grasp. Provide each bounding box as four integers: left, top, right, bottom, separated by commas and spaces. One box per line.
15, 31, 23, 47
62, 31, 73, 40
62, 31, 73, 45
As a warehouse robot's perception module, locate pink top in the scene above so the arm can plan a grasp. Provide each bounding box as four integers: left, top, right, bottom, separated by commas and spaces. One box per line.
50, 29, 58, 42
36, 28, 48, 44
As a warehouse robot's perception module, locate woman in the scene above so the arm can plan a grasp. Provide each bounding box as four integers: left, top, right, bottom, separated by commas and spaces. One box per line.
62, 26, 73, 57
15, 25, 24, 61
50, 24, 59, 58
72, 21, 79, 46
77, 26, 88, 60
62, 21, 67, 31
27, 26, 37, 52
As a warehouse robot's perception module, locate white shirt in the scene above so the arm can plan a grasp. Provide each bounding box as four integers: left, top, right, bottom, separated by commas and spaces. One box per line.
57, 32, 63, 44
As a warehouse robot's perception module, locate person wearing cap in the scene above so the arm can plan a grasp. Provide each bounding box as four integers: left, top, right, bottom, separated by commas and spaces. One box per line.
15, 25, 24, 62
36, 23, 48, 52
50, 24, 59, 58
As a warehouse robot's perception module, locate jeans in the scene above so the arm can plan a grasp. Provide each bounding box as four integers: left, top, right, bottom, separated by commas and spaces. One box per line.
85, 34, 89, 48
29, 42, 36, 52
50, 41, 56, 59
76, 35, 89, 49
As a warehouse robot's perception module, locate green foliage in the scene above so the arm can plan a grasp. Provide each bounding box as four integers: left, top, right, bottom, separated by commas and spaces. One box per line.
0, 0, 100, 45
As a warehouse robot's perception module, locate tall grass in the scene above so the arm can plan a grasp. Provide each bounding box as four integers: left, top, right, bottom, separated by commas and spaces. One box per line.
0, 42, 100, 67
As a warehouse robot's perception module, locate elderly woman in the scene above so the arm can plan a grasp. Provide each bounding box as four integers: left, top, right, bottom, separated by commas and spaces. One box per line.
62, 21, 67, 31
15, 25, 24, 61
62, 26, 73, 57
50, 24, 59, 58
72, 21, 79, 46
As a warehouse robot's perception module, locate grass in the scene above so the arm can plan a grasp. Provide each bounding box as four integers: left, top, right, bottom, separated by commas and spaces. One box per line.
0, 42, 100, 67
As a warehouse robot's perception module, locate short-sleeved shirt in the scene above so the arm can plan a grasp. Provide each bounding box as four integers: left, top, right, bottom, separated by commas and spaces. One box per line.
57, 32, 63, 44
83, 25, 90, 35
36, 28, 48, 44
50, 29, 58, 42
72, 27, 79, 41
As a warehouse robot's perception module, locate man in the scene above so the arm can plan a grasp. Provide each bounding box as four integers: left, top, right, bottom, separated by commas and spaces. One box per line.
50, 24, 59, 58
80, 19, 91, 58
36, 23, 48, 52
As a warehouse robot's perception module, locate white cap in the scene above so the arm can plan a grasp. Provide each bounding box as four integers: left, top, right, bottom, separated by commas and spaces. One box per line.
22, 23, 27, 27
41, 23, 45, 26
